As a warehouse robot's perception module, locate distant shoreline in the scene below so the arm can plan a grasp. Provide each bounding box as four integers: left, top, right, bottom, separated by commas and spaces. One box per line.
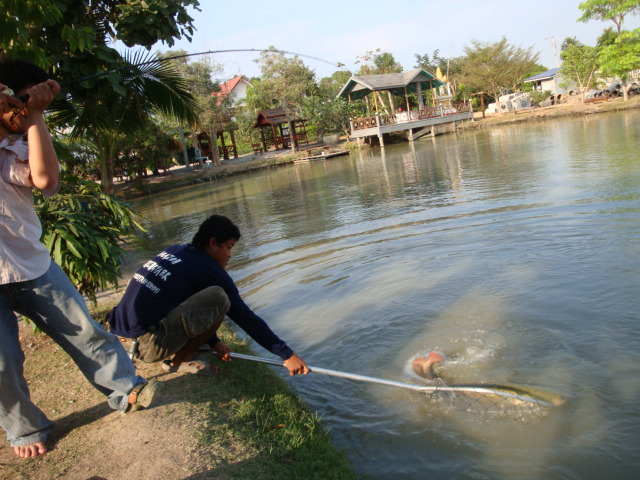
113, 95, 640, 201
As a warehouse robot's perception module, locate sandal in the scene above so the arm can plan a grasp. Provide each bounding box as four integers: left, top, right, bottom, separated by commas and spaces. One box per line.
161, 359, 219, 376
126, 380, 164, 413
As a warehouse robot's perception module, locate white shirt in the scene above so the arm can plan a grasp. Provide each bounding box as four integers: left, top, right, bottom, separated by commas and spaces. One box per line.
0, 136, 53, 284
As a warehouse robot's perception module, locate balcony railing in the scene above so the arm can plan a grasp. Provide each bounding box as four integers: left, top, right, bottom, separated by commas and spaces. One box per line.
351, 102, 471, 131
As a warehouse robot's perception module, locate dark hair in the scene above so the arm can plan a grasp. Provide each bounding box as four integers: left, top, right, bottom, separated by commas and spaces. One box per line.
192, 215, 241, 249
0, 58, 50, 93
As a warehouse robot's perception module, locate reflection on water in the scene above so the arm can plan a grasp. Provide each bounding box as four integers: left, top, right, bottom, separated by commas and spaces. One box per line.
134, 112, 640, 480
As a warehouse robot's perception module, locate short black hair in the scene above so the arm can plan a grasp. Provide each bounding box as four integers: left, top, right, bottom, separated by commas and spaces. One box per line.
0, 58, 50, 94
192, 215, 241, 249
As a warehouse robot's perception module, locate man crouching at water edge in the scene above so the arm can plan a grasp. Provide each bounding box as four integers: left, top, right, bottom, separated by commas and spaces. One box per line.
107, 214, 310, 377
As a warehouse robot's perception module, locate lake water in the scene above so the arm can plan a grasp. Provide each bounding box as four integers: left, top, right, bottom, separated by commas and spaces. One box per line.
133, 111, 640, 480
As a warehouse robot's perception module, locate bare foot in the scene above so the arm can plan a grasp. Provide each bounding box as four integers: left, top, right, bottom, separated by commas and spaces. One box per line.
13, 441, 47, 458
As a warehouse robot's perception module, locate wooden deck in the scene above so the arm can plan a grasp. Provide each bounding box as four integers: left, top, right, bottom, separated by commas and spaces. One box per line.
349, 103, 473, 144
293, 150, 349, 163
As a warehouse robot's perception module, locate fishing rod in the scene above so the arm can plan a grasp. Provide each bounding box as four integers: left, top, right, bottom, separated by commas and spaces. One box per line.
64, 48, 343, 88
6, 48, 344, 104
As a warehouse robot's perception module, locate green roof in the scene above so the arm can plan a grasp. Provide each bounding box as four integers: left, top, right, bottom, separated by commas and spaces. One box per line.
337, 69, 446, 100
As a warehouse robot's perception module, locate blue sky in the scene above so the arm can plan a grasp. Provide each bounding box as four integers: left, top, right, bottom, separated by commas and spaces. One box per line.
148, 0, 640, 80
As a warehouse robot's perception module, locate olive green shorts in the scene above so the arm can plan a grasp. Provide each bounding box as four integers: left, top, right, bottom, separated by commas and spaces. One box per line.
136, 286, 230, 363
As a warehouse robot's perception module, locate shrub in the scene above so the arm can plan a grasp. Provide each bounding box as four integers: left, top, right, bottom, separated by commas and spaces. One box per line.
35, 176, 144, 304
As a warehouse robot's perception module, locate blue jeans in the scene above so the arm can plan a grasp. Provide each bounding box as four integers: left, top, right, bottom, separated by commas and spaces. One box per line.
0, 260, 145, 447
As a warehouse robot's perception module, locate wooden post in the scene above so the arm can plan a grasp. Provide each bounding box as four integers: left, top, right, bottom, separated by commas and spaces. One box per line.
260, 127, 267, 152
417, 82, 425, 111
219, 131, 228, 160
430, 80, 435, 106
271, 124, 279, 150
230, 130, 238, 158
404, 86, 411, 117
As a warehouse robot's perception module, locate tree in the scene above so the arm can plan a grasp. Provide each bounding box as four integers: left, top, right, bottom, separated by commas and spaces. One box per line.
253, 48, 318, 153
51, 50, 197, 193
560, 42, 601, 95
578, 0, 640, 34
561, 37, 582, 51
1, 0, 200, 189
599, 28, 640, 97
597, 27, 620, 46
160, 51, 226, 166
355, 49, 403, 114
303, 70, 354, 141
0, 1, 200, 299
0, 0, 200, 94
460, 37, 541, 106
579, 0, 640, 100
414, 50, 464, 100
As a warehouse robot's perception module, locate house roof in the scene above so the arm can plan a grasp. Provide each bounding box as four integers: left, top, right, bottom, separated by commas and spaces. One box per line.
524, 67, 560, 83
211, 75, 251, 104
337, 69, 446, 100
253, 108, 305, 128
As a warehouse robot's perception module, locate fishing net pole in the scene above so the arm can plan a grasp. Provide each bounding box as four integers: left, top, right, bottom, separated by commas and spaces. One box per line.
229, 352, 565, 413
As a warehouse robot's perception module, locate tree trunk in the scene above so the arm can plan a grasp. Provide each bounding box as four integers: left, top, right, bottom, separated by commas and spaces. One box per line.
100, 143, 114, 195
179, 126, 191, 172
210, 129, 221, 165
375, 92, 390, 115
387, 91, 396, 112
288, 121, 298, 154
364, 96, 372, 116
316, 127, 325, 144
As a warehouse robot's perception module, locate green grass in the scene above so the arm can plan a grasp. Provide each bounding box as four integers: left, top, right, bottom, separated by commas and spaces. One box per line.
183, 326, 358, 479
89, 304, 359, 479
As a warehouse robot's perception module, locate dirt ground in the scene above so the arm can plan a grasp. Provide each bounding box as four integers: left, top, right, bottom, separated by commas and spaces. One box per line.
465, 93, 640, 128
0, 249, 226, 480
0, 322, 225, 480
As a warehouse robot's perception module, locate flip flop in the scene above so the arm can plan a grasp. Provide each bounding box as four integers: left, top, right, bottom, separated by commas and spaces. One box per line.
126, 380, 164, 413
161, 359, 219, 376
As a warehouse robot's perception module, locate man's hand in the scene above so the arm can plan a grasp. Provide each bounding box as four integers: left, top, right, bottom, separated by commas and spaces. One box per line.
213, 341, 233, 361
283, 353, 310, 376
25, 79, 60, 115
0, 84, 24, 115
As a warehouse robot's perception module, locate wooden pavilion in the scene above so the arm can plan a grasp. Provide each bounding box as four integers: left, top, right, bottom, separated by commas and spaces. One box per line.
196, 127, 239, 162
337, 69, 473, 145
252, 108, 309, 152
194, 107, 240, 164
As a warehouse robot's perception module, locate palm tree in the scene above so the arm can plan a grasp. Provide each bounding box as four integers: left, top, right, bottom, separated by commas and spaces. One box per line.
51, 50, 198, 194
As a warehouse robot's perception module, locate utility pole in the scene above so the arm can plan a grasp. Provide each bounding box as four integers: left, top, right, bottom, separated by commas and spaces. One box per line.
546, 36, 559, 67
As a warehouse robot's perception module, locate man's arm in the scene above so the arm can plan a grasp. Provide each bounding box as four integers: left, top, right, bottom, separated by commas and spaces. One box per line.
26, 80, 60, 196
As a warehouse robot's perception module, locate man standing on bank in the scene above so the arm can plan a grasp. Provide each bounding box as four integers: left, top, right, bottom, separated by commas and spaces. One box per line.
108, 214, 310, 376
0, 59, 161, 459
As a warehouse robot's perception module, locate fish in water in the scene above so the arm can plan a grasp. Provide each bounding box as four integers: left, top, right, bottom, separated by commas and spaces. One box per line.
412, 352, 444, 380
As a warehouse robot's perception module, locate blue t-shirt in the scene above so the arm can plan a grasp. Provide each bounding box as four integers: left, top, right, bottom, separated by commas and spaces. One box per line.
109, 244, 293, 360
